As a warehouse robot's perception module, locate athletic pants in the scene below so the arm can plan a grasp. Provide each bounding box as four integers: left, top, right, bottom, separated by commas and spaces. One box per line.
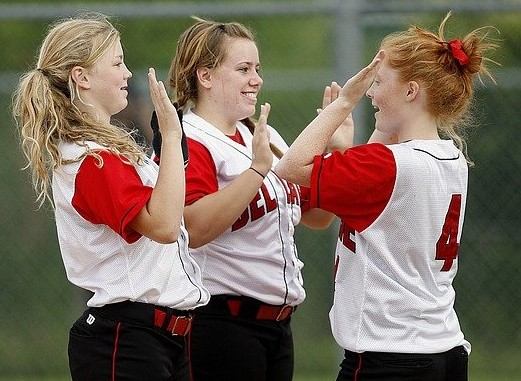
188, 295, 295, 381
68, 301, 192, 381
336, 345, 469, 381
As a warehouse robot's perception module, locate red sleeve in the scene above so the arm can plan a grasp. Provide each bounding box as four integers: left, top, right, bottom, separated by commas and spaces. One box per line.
185, 137, 219, 205
309, 143, 396, 232
298, 185, 311, 213
72, 151, 153, 243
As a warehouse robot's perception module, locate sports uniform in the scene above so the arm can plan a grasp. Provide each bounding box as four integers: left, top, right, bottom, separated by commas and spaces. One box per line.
309, 140, 470, 380
182, 110, 308, 380
53, 141, 210, 380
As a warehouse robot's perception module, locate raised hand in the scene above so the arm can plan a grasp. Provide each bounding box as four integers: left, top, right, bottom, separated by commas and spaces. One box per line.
147, 68, 182, 141
251, 103, 272, 177
320, 81, 354, 152
339, 50, 385, 105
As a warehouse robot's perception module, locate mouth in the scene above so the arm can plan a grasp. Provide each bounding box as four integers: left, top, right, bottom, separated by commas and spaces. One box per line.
242, 91, 257, 101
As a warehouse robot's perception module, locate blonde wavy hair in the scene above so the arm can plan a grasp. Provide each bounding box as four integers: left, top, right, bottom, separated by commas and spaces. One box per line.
12, 13, 144, 208
380, 11, 499, 164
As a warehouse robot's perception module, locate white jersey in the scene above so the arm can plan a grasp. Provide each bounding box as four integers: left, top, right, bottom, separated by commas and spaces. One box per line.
52, 141, 210, 309
309, 140, 471, 354
183, 110, 306, 306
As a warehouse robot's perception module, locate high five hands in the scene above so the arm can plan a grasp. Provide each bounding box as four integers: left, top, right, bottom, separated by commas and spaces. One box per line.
320, 81, 354, 152
251, 103, 272, 177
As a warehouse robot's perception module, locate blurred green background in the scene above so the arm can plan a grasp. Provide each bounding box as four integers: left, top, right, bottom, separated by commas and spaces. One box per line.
1, 0, 520, 380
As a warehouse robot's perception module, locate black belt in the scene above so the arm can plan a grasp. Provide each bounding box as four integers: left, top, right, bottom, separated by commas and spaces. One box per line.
195, 295, 296, 322
92, 301, 192, 336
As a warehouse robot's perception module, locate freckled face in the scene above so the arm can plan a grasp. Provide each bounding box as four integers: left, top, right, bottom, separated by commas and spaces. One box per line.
366, 61, 408, 135
209, 37, 263, 121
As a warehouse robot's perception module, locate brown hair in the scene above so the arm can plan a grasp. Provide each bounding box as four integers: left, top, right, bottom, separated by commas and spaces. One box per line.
380, 11, 499, 163
169, 16, 283, 158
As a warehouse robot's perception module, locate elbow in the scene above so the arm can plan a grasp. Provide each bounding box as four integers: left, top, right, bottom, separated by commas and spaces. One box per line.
185, 223, 212, 249
274, 161, 293, 182
152, 224, 181, 244
275, 157, 311, 186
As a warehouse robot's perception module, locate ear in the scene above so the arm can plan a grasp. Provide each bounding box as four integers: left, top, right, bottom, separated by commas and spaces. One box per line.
405, 81, 419, 101
196, 67, 212, 89
70, 66, 90, 90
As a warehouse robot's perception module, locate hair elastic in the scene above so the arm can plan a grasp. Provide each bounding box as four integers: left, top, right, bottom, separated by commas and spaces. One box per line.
441, 38, 469, 66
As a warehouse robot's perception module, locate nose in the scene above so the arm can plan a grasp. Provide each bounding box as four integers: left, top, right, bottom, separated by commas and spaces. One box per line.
366, 85, 373, 99
251, 71, 263, 86
124, 63, 132, 79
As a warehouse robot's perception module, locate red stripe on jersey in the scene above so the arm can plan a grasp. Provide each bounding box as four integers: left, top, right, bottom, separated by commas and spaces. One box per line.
72, 151, 152, 243
298, 185, 311, 213
310, 143, 396, 232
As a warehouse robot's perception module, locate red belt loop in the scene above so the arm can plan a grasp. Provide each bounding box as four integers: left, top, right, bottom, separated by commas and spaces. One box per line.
166, 315, 192, 336
154, 309, 192, 336
255, 305, 294, 321
226, 299, 241, 317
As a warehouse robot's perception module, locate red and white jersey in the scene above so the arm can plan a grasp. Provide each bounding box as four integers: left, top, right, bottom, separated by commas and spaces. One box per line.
310, 140, 471, 354
183, 110, 308, 306
52, 141, 210, 309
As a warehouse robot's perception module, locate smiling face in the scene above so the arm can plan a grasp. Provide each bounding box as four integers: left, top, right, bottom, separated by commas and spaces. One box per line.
366, 60, 409, 136
77, 38, 132, 122
208, 37, 263, 123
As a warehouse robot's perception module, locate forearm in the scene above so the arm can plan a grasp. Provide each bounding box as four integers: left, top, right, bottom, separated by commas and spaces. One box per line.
275, 97, 354, 185
276, 51, 384, 186
130, 133, 185, 243
184, 167, 265, 248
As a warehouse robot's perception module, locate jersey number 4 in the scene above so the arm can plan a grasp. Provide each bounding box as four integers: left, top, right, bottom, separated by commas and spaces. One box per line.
435, 194, 462, 271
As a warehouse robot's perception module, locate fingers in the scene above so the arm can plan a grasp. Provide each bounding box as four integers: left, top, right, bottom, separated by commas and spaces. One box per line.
355, 50, 385, 82
148, 68, 171, 111
330, 81, 341, 100
148, 68, 180, 137
252, 103, 273, 173
256, 102, 271, 135
340, 50, 385, 102
321, 85, 332, 110
258, 102, 271, 122
320, 81, 342, 114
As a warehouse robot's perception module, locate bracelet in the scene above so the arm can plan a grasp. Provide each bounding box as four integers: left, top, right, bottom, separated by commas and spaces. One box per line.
249, 166, 266, 179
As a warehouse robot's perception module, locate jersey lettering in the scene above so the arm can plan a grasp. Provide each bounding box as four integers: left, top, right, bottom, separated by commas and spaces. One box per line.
435, 194, 462, 271
285, 182, 299, 205
338, 220, 356, 253
231, 183, 277, 231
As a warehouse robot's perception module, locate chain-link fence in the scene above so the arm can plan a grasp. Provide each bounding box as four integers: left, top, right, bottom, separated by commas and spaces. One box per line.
1, 1, 520, 379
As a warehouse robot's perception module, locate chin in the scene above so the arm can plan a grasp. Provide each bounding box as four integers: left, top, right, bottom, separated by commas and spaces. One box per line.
115, 101, 129, 115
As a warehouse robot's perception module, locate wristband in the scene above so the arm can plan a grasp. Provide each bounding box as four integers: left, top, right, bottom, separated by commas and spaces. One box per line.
249, 166, 266, 179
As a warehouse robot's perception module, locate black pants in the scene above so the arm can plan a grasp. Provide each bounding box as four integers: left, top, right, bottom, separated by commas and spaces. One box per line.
68, 302, 190, 381
188, 296, 294, 381
337, 345, 469, 381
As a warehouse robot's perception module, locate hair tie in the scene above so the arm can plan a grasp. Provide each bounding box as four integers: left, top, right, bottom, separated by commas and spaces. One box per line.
36, 67, 49, 76
446, 38, 469, 66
